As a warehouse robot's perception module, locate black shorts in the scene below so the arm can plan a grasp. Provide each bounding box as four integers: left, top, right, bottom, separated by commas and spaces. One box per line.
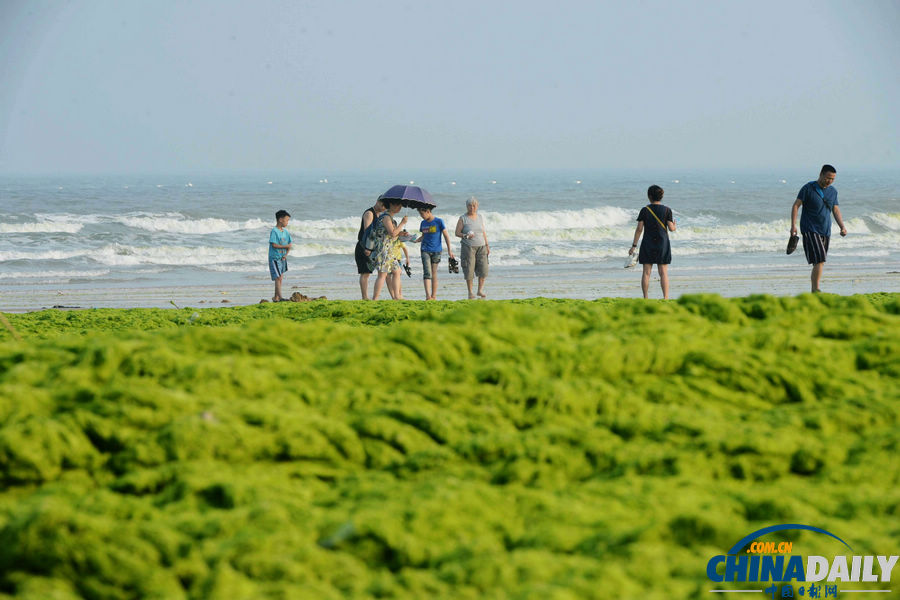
801, 232, 830, 265
355, 243, 373, 274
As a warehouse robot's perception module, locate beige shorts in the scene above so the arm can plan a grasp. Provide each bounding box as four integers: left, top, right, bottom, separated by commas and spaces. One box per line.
460, 244, 489, 280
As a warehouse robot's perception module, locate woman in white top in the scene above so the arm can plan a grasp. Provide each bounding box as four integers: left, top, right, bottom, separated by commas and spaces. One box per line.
455, 196, 490, 299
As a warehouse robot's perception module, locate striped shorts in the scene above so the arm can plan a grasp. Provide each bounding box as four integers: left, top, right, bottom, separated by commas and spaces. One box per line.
801, 232, 830, 265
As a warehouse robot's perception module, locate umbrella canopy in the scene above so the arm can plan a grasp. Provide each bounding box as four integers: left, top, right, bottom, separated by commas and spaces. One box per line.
378, 185, 436, 209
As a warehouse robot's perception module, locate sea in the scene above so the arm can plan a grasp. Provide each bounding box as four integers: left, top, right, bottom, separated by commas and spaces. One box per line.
1, 169, 898, 310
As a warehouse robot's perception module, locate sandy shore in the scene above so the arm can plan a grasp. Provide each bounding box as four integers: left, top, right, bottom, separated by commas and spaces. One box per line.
1, 262, 897, 312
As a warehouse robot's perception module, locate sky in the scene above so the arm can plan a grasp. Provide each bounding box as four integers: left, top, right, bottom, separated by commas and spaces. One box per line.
1, 0, 898, 173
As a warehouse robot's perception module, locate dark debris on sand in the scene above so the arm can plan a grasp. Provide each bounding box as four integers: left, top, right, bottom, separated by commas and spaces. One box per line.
259, 292, 327, 304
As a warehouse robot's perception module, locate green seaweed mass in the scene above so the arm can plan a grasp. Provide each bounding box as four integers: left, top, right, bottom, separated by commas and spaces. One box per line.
0, 294, 898, 599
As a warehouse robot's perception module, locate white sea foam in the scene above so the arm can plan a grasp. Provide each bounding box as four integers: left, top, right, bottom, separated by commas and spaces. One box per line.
674, 220, 787, 241
201, 264, 266, 273
0, 221, 84, 234
83, 242, 351, 265
844, 216, 872, 234
290, 242, 352, 257
486, 247, 535, 266
482, 207, 633, 231
0, 269, 110, 280
287, 216, 359, 241
287, 206, 634, 244
871, 212, 900, 232
829, 249, 891, 258
532, 245, 621, 259
21, 209, 896, 250
83, 244, 266, 266
488, 256, 534, 267
117, 215, 268, 234
204, 263, 315, 273
31, 212, 271, 235
0, 249, 87, 261
0, 241, 370, 267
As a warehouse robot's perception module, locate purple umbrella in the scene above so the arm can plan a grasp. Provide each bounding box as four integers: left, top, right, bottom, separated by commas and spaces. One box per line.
378, 185, 436, 209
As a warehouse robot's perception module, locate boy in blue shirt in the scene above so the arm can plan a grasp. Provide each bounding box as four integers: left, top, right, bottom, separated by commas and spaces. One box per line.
268, 210, 293, 302
414, 207, 455, 300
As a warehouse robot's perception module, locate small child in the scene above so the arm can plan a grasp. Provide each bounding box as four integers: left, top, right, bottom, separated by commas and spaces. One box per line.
414, 207, 455, 300
268, 210, 292, 301
390, 241, 410, 300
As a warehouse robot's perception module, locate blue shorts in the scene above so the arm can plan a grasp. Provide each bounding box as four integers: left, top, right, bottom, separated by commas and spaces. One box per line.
269, 258, 288, 280
421, 251, 441, 279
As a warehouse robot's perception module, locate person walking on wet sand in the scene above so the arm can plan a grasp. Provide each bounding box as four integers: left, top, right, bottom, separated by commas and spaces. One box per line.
455, 197, 490, 299
268, 209, 292, 302
629, 185, 676, 299
415, 206, 455, 300
790, 164, 847, 293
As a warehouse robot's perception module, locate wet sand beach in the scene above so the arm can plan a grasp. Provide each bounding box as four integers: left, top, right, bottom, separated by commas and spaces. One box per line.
1, 260, 896, 312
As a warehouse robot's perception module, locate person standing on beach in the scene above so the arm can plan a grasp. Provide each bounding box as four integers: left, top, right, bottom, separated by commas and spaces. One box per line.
415, 207, 455, 300
356, 199, 384, 299
629, 185, 676, 299
371, 200, 408, 300
455, 197, 490, 299
790, 165, 847, 293
269, 210, 292, 302
390, 238, 410, 300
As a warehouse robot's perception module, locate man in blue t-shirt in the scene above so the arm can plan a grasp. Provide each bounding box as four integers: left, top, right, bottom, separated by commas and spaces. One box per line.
414, 207, 455, 300
790, 165, 847, 293
268, 209, 293, 301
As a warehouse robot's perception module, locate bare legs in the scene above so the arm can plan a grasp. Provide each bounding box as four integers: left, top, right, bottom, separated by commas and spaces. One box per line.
373, 272, 388, 300
374, 270, 403, 300
811, 262, 824, 292
359, 273, 371, 300
273, 275, 284, 302
391, 271, 403, 300
465, 277, 486, 299
658, 264, 669, 299
641, 264, 651, 299
423, 274, 438, 300
641, 264, 670, 299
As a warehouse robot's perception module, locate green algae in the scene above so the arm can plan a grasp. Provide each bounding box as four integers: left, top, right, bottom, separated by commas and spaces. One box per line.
0, 294, 898, 599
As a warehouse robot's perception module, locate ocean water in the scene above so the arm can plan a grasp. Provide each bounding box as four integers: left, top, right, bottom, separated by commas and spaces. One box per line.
1, 169, 898, 309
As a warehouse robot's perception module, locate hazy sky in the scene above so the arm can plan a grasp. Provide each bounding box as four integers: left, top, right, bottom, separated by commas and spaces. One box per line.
1, 0, 898, 173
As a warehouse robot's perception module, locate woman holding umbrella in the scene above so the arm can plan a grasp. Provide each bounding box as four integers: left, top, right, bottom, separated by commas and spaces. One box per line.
455, 196, 490, 299
371, 199, 408, 300
371, 184, 438, 300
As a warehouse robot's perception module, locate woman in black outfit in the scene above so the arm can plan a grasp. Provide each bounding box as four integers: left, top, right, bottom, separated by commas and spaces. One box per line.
356, 198, 384, 299
628, 185, 676, 299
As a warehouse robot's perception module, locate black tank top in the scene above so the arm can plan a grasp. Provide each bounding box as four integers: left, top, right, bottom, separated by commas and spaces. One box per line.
357, 207, 376, 242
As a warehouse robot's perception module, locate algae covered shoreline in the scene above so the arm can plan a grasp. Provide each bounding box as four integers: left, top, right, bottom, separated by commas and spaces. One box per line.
0, 295, 898, 599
